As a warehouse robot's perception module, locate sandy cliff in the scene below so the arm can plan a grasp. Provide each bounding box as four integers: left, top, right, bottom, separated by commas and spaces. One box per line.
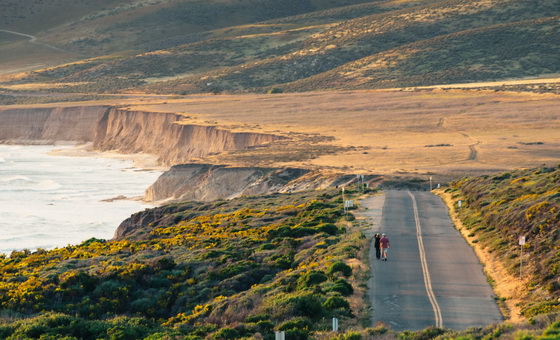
0, 106, 106, 143
94, 108, 281, 166
0, 105, 341, 203
0, 106, 282, 166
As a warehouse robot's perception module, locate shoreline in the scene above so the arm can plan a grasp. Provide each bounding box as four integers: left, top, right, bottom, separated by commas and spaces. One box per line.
48, 142, 169, 172
0, 143, 164, 254
49, 143, 168, 204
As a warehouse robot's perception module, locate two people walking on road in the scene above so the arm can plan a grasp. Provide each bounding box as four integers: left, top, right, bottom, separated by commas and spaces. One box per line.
374, 233, 390, 261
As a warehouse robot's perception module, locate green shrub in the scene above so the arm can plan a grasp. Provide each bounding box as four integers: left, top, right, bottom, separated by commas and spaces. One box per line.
267, 87, 283, 94
327, 261, 352, 278
541, 321, 560, 339
210, 327, 239, 339
335, 331, 362, 340
278, 317, 312, 331
323, 296, 350, 310
245, 313, 270, 323
317, 223, 340, 235
297, 270, 328, 289
284, 328, 310, 340
271, 292, 324, 319
327, 279, 354, 296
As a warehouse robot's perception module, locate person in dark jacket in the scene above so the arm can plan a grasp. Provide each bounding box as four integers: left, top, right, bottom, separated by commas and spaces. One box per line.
374, 233, 381, 259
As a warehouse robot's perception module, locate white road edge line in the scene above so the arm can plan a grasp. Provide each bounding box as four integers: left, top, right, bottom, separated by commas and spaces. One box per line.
408, 191, 443, 328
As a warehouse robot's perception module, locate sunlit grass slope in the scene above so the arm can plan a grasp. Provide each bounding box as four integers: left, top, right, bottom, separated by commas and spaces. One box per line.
2, 0, 559, 94
283, 17, 560, 91
447, 165, 560, 318
142, 0, 560, 94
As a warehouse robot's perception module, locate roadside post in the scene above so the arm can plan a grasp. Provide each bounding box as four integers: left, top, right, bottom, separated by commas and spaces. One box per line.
333, 317, 339, 332
519, 236, 526, 277
344, 200, 354, 227
275, 331, 285, 340
429, 176, 433, 191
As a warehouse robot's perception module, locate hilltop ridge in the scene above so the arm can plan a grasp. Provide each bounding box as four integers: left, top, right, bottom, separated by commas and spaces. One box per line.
1, 0, 559, 95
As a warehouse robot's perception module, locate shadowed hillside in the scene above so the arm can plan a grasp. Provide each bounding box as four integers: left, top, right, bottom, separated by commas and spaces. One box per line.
1, 0, 559, 94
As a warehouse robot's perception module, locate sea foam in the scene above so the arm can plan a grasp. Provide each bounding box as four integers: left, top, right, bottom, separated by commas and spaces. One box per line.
0, 145, 162, 254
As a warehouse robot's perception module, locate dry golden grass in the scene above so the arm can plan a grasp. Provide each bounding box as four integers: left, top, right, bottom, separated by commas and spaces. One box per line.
122, 89, 560, 178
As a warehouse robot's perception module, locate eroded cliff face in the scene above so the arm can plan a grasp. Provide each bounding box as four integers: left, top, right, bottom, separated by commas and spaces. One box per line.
144, 163, 369, 203
0, 106, 107, 143
94, 108, 281, 166
0, 106, 282, 165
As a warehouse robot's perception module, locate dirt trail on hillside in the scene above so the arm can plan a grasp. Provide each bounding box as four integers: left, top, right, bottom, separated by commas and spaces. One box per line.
0, 29, 84, 56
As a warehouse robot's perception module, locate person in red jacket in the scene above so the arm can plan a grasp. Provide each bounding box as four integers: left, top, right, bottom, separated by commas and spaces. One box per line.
380, 233, 390, 261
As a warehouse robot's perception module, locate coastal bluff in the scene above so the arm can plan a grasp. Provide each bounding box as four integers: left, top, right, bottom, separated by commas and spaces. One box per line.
0, 105, 370, 204
0, 105, 281, 166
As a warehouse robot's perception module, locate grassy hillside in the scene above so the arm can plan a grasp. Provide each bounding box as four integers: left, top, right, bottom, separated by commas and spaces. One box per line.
1, 0, 559, 94
145, 0, 558, 94
446, 165, 560, 318
283, 17, 560, 91
0, 186, 559, 338
0, 189, 372, 339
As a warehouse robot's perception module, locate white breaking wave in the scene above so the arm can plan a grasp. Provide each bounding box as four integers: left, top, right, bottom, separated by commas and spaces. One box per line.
0, 175, 32, 182
0, 145, 162, 255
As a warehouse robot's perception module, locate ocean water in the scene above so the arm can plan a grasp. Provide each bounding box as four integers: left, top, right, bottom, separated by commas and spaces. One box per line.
0, 145, 163, 254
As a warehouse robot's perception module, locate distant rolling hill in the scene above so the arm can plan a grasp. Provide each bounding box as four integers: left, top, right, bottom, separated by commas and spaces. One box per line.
0, 0, 559, 94
283, 17, 560, 91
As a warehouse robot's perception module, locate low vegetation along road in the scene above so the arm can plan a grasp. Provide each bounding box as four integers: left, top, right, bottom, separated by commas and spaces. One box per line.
364, 190, 503, 331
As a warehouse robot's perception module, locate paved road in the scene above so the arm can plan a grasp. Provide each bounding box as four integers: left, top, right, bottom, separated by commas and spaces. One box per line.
365, 190, 502, 331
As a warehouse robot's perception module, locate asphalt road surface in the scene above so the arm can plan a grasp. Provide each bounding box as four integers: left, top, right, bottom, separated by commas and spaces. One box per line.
365, 190, 503, 331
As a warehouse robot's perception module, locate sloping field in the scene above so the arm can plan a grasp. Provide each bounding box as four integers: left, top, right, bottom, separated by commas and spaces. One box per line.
114, 89, 560, 179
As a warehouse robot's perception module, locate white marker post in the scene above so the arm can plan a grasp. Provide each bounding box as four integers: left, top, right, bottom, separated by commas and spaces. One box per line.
333, 317, 339, 332
519, 236, 526, 277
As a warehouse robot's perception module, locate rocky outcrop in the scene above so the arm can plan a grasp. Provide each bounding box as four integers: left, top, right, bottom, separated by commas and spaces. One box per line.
0, 106, 282, 165
144, 163, 374, 203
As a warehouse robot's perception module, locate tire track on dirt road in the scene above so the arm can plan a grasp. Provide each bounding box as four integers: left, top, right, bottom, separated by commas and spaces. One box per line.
437, 107, 482, 162
461, 133, 481, 161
